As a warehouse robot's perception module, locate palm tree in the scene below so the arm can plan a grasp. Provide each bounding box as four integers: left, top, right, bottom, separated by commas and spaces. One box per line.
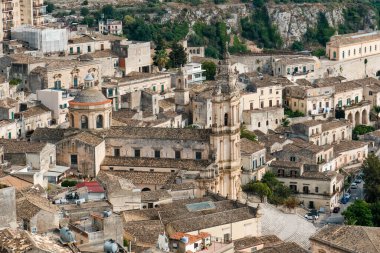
154, 50, 169, 71
364, 58, 368, 77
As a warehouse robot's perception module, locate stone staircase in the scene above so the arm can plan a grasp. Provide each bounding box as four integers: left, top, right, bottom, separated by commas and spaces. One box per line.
256, 202, 317, 249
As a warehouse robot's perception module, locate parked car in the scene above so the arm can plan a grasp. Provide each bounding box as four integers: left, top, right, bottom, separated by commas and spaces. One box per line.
351, 183, 358, 189
305, 213, 319, 220
344, 192, 351, 199
341, 196, 349, 204
310, 209, 319, 217
333, 207, 341, 213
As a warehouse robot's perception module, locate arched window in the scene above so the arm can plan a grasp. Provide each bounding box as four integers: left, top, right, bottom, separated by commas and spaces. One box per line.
81, 115, 88, 129
224, 113, 228, 126
70, 114, 74, 128
96, 115, 103, 128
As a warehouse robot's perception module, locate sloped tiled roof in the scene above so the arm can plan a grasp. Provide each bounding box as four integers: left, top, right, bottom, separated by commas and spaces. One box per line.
310, 225, 380, 253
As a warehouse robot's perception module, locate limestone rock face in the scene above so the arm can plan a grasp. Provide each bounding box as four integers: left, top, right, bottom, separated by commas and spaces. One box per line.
268, 3, 377, 47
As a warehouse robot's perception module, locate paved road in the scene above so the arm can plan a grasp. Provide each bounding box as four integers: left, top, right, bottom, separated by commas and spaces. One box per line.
314, 181, 364, 227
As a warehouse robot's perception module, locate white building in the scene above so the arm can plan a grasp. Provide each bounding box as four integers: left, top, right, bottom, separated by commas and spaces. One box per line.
98, 19, 123, 35
183, 63, 205, 85
36, 89, 73, 125
11, 25, 68, 54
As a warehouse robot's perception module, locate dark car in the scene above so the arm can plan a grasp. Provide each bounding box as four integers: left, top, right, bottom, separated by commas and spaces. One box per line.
333, 207, 340, 213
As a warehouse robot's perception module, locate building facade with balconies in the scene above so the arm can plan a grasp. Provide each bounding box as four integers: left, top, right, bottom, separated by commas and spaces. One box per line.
272, 56, 321, 81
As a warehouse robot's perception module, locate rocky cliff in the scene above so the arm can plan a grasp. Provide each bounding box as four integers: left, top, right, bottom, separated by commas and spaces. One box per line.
268, 3, 378, 47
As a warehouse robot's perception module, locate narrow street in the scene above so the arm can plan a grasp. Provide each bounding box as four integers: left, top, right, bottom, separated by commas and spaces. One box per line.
316, 180, 364, 227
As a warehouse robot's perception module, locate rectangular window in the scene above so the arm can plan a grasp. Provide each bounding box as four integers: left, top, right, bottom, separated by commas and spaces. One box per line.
87, 45, 91, 52
154, 150, 160, 158
260, 101, 264, 108
114, 148, 120, 157
134, 149, 140, 157
269, 100, 272, 107
270, 89, 272, 94
253, 159, 257, 169
195, 151, 202, 160
71, 155, 78, 165
315, 187, 319, 193
175, 151, 181, 159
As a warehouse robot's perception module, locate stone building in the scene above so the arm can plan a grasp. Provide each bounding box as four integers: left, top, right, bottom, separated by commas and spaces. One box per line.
98, 19, 123, 35
16, 194, 60, 233
310, 225, 380, 253
240, 138, 267, 184
0, 139, 56, 172
112, 40, 151, 75
239, 74, 285, 133
334, 80, 370, 126
286, 119, 352, 146
326, 31, 380, 61
270, 161, 344, 210
68, 74, 112, 131
32, 50, 244, 200
272, 56, 321, 81
55, 131, 105, 177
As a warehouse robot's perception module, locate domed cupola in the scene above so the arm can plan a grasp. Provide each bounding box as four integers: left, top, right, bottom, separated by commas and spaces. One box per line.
68, 74, 112, 130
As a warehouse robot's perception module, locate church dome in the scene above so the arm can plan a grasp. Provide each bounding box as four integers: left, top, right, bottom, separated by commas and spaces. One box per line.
72, 88, 108, 104
84, 73, 94, 82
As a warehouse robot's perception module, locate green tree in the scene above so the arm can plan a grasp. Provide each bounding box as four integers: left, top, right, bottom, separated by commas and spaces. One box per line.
342, 200, 373, 226
169, 43, 187, 68
240, 125, 257, 142
61, 180, 78, 187
154, 50, 169, 71
102, 4, 114, 19
244, 182, 272, 203
82, 0, 88, 5
370, 202, 380, 226
81, 16, 94, 26
45, 2, 55, 13
80, 7, 89, 17
229, 35, 248, 54
291, 41, 304, 51
201, 61, 217, 80
281, 118, 290, 127
362, 154, 380, 203
364, 58, 368, 77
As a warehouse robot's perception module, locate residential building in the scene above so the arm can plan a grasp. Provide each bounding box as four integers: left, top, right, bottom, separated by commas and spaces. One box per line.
67, 33, 122, 56
0, 120, 17, 139
112, 40, 151, 75
16, 104, 52, 138
240, 138, 267, 184
20, 0, 46, 26
334, 140, 368, 170
233, 235, 282, 252
333, 80, 370, 126
239, 75, 284, 133
359, 77, 380, 109
0, 139, 56, 172
102, 72, 172, 111
1, 0, 21, 40
284, 82, 334, 118
182, 63, 206, 86
16, 194, 60, 233
75, 181, 106, 201
272, 56, 321, 81
326, 31, 380, 61
37, 89, 73, 125
286, 119, 352, 146
98, 19, 123, 35
310, 225, 380, 253
97, 171, 142, 211
123, 195, 259, 249
270, 161, 344, 210
0, 97, 19, 120
28, 58, 103, 92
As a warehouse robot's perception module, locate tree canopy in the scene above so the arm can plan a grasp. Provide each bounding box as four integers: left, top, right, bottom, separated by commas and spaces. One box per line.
362, 154, 380, 203
201, 61, 217, 81
342, 200, 374, 226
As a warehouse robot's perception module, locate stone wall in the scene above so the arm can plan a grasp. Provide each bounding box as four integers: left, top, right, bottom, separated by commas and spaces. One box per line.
0, 186, 16, 229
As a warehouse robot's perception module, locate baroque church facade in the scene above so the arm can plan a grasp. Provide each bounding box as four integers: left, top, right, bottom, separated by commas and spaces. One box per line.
32, 51, 243, 200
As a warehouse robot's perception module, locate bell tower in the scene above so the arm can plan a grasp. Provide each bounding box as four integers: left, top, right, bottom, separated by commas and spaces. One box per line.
210, 46, 241, 200
174, 66, 190, 113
